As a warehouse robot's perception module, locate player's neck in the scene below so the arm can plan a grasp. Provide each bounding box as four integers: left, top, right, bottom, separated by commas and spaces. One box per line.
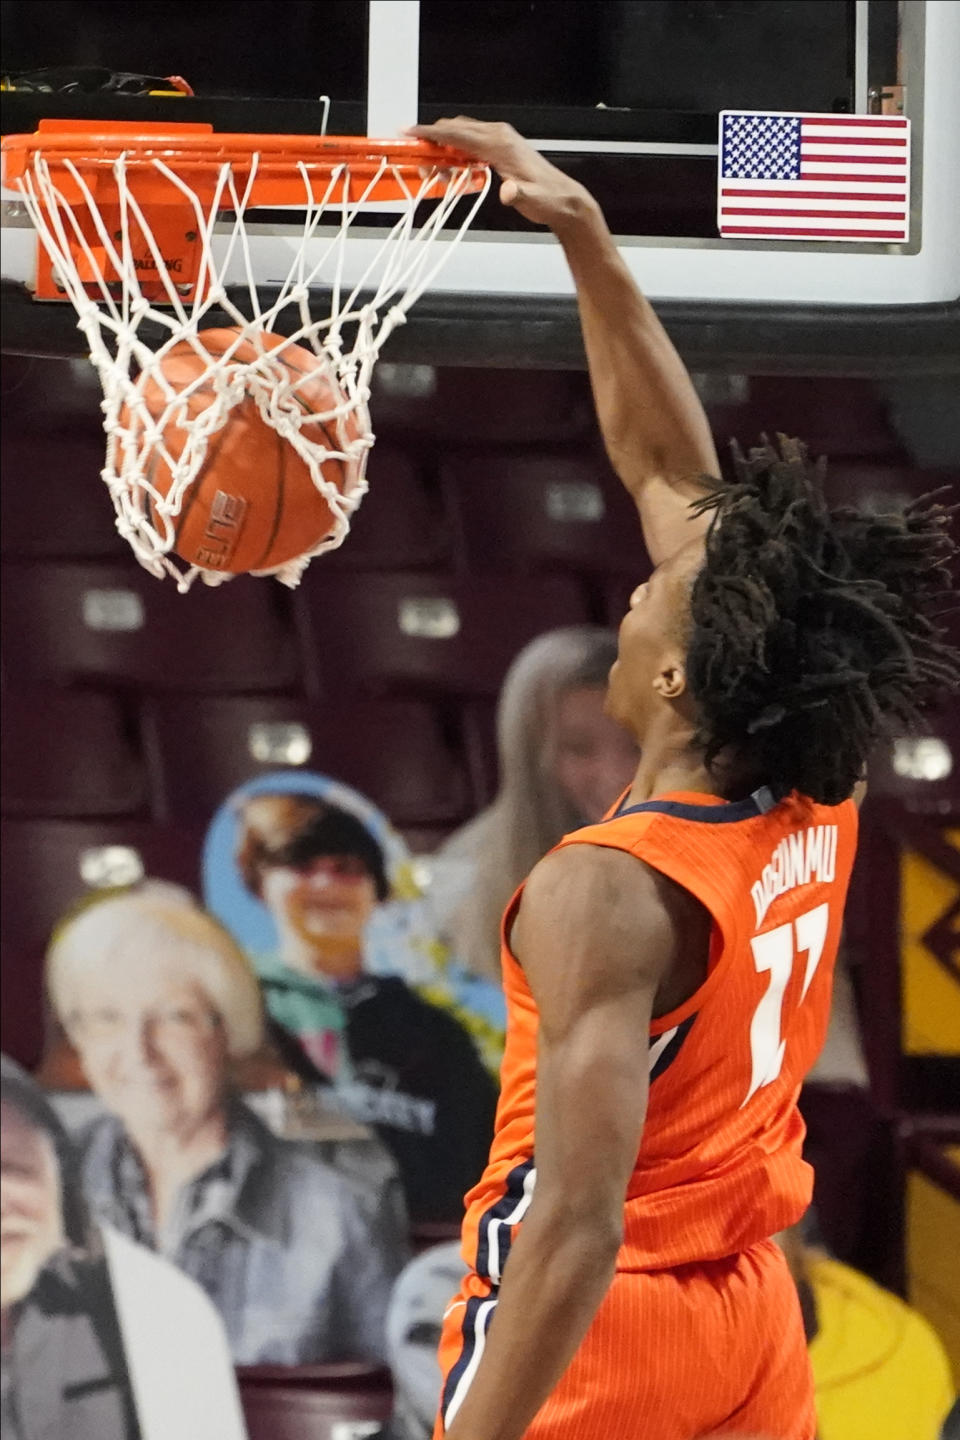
626, 714, 719, 806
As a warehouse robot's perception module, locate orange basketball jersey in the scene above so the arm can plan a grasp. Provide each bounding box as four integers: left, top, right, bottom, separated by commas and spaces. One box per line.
460, 786, 859, 1280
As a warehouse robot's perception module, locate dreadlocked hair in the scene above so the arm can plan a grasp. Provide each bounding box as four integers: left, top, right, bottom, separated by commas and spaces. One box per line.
686, 435, 959, 806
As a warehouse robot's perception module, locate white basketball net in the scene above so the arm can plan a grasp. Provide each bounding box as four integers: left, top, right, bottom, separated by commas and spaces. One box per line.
12, 145, 491, 589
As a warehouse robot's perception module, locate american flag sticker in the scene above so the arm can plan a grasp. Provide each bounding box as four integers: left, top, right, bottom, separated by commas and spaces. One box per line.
718, 111, 910, 243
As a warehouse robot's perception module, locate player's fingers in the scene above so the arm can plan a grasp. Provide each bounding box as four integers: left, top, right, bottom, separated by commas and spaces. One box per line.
499, 178, 521, 207
406, 123, 478, 165
405, 120, 479, 146
406, 117, 515, 162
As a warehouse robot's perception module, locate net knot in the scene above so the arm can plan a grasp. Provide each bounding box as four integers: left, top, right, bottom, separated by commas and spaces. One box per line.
75, 300, 101, 328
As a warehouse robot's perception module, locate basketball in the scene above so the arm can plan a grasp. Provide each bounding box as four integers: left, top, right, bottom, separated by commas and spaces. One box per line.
125, 327, 362, 575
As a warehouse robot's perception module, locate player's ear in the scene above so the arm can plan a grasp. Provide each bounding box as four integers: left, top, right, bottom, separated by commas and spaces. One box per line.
652, 657, 687, 701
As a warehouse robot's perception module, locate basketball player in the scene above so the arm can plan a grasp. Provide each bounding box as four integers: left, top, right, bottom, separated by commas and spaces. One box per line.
409, 119, 959, 1440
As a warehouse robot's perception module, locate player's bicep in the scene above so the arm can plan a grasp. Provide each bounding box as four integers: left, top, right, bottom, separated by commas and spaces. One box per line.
534, 988, 653, 1231
514, 846, 673, 1230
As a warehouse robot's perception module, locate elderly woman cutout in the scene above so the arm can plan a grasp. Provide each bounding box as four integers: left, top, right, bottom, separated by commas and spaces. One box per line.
45, 885, 406, 1366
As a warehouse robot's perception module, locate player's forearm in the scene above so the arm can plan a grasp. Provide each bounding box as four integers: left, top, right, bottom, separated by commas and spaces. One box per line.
443, 1208, 619, 1440
557, 198, 720, 563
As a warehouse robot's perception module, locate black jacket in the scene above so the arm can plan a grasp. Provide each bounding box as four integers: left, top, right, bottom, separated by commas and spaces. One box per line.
267, 975, 497, 1223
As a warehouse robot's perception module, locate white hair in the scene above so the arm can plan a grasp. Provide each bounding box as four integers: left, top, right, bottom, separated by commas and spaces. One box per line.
46, 884, 264, 1058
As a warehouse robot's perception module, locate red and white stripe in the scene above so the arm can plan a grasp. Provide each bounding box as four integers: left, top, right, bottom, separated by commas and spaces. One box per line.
719, 114, 909, 243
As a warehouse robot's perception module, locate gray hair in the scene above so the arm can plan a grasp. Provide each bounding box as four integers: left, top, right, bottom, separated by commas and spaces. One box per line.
46, 884, 264, 1059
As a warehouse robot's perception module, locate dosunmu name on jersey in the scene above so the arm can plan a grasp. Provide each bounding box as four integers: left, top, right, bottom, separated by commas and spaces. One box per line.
751, 824, 839, 928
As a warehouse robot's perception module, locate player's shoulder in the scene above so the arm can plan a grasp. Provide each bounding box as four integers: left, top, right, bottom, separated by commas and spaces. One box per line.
516, 841, 686, 969
524, 840, 662, 913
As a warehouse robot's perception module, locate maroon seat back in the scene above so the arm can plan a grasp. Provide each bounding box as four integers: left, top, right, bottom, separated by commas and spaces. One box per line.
1, 430, 128, 561
705, 377, 907, 460
0, 818, 203, 956
2, 686, 145, 818
237, 1366, 392, 1440
799, 1082, 900, 1286
143, 694, 473, 827
297, 572, 591, 699
322, 447, 452, 572
823, 459, 960, 509
370, 366, 594, 444
1, 562, 301, 691
444, 450, 645, 577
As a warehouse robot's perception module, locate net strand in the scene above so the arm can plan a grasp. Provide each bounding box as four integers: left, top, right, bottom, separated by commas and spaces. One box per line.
12, 143, 491, 590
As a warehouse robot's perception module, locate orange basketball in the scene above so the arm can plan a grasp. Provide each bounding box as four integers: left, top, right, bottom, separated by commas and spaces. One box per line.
125, 327, 362, 575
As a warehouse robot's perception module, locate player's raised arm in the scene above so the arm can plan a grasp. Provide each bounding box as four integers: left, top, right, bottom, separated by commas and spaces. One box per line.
409, 118, 721, 567
438, 843, 675, 1440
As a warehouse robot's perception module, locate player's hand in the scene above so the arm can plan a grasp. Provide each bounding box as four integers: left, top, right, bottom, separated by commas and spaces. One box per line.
406, 117, 596, 235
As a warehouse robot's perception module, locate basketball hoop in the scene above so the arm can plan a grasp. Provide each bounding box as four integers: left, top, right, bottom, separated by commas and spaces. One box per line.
1, 121, 490, 589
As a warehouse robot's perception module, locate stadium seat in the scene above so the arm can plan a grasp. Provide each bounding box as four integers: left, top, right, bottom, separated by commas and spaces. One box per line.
142, 694, 474, 827
861, 704, 960, 816
322, 447, 452, 571
237, 1368, 393, 1440
409, 1219, 463, 1255
461, 700, 499, 808
443, 450, 645, 576
1, 686, 146, 818
1, 353, 104, 428
1, 938, 47, 1071
0, 818, 205, 958
705, 376, 906, 461
237, 1362, 392, 1386
823, 459, 960, 510
370, 365, 595, 444
296, 572, 591, 699
1, 562, 301, 691
1, 428, 129, 560
799, 1083, 899, 1284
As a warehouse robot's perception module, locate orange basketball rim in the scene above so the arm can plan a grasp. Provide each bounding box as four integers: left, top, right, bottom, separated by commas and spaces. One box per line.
1, 120, 489, 302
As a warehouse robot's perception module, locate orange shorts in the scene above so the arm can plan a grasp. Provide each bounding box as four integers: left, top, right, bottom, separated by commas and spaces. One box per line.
433, 1239, 815, 1440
